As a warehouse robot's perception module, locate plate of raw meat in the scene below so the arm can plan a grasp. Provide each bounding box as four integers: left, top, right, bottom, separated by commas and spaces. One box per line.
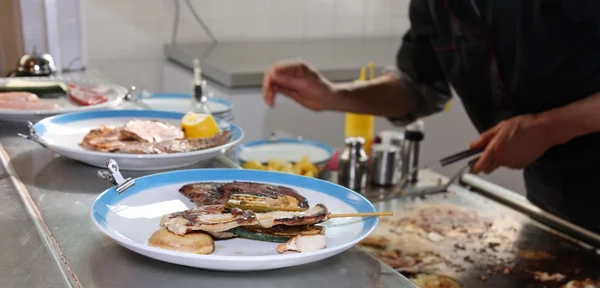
0, 79, 124, 122
90, 168, 378, 271
24, 110, 243, 170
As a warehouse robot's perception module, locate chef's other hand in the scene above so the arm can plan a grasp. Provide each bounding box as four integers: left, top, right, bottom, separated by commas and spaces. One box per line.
263, 60, 337, 111
469, 114, 554, 174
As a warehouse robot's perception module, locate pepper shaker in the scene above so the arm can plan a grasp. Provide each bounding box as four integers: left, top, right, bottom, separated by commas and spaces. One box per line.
401, 121, 424, 183
338, 137, 369, 190
370, 144, 401, 186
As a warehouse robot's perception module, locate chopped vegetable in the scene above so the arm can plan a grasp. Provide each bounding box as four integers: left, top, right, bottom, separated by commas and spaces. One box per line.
241, 156, 320, 177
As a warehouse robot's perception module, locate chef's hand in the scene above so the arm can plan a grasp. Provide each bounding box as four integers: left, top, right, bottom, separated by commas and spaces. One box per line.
469, 114, 554, 174
263, 60, 338, 111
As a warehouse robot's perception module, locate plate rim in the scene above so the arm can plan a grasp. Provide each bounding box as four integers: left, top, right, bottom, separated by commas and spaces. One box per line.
90, 168, 378, 262
33, 109, 244, 159
238, 138, 334, 164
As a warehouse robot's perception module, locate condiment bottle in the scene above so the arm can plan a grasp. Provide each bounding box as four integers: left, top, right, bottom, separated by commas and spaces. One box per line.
401, 120, 424, 183
344, 66, 375, 155
338, 137, 369, 191
370, 144, 401, 186
189, 58, 209, 114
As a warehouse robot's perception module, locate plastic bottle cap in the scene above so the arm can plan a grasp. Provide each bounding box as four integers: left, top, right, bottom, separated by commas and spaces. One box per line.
404, 130, 424, 142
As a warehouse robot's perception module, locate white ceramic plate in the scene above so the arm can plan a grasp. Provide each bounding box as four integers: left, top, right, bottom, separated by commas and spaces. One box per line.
238, 139, 334, 165
30, 110, 243, 170
0, 80, 124, 122
135, 93, 232, 114
90, 169, 377, 271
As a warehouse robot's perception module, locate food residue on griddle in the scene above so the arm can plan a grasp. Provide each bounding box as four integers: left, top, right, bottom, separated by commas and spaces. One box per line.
519, 250, 552, 260
359, 235, 390, 249
533, 271, 566, 282
560, 278, 600, 288
409, 273, 462, 288
357, 203, 600, 285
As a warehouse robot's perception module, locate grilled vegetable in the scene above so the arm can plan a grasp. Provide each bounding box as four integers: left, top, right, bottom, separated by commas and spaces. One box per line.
226, 194, 308, 212
230, 225, 325, 243
244, 225, 324, 237
0, 79, 67, 98
229, 227, 290, 243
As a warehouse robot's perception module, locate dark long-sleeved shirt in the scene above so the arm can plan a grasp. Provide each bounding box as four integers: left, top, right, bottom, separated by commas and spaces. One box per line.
391, 0, 600, 232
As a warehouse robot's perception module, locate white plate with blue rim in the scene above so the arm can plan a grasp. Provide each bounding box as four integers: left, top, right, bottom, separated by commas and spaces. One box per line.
238, 138, 334, 165
22, 110, 243, 170
90, 168, 378, 271
128, 93, 233, 114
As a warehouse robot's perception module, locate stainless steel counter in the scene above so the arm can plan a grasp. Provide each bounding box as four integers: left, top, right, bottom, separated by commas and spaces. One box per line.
0, 120, 417, 288
165, 37, 401, 87
0, 149, 69, 288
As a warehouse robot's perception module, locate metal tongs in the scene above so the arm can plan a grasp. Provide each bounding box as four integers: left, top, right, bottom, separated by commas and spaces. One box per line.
384, 147, 483, 200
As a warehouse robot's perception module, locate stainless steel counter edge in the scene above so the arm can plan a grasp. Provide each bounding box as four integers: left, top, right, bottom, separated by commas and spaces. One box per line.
461, 173, 600, 250
0, 144, 79, 288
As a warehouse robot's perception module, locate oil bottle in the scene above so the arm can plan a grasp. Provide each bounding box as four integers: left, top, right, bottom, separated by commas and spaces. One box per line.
344, 63, 375, 155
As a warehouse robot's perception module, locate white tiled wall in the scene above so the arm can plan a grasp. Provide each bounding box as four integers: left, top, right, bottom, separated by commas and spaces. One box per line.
19, 0, 85, 71
83, 0, 411, 60
20, 0, 47, 55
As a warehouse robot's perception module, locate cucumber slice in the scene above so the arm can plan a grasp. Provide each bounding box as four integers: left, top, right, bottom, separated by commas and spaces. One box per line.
229, 228, 290, 243
0, 80, 67, 98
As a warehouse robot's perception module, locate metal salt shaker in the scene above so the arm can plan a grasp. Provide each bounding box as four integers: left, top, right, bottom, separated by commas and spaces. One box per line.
338, 137, 369, 190
370, 144, 401, 186
401, 121, 424, 183
377, 130, 404, 147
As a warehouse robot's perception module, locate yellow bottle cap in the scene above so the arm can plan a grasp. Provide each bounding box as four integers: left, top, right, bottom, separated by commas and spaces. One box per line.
368, 62, 375, 80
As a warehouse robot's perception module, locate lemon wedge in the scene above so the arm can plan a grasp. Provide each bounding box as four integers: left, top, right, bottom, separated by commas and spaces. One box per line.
181, 112, 220, 139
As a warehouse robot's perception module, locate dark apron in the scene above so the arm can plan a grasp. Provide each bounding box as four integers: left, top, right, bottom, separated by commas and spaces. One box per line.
524, 133, 600, 234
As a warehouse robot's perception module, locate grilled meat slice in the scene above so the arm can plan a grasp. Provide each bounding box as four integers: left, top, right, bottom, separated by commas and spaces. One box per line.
80, 126, 133, 152
161, 204, 329, 235
0, 92, 39, 102
161, 206, 259, 235
205, 231, 237, 239
114, 130, 231, 154
178, 181, 309, 211
122, 119, 184, 143
0, 99, 59, 110
80, 125, 231, 154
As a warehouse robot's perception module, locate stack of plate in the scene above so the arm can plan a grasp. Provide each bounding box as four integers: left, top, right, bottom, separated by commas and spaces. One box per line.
130, 93, 235, 123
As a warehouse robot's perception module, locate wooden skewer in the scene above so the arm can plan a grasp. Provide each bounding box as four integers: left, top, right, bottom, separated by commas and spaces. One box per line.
328, 211, 393, 218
